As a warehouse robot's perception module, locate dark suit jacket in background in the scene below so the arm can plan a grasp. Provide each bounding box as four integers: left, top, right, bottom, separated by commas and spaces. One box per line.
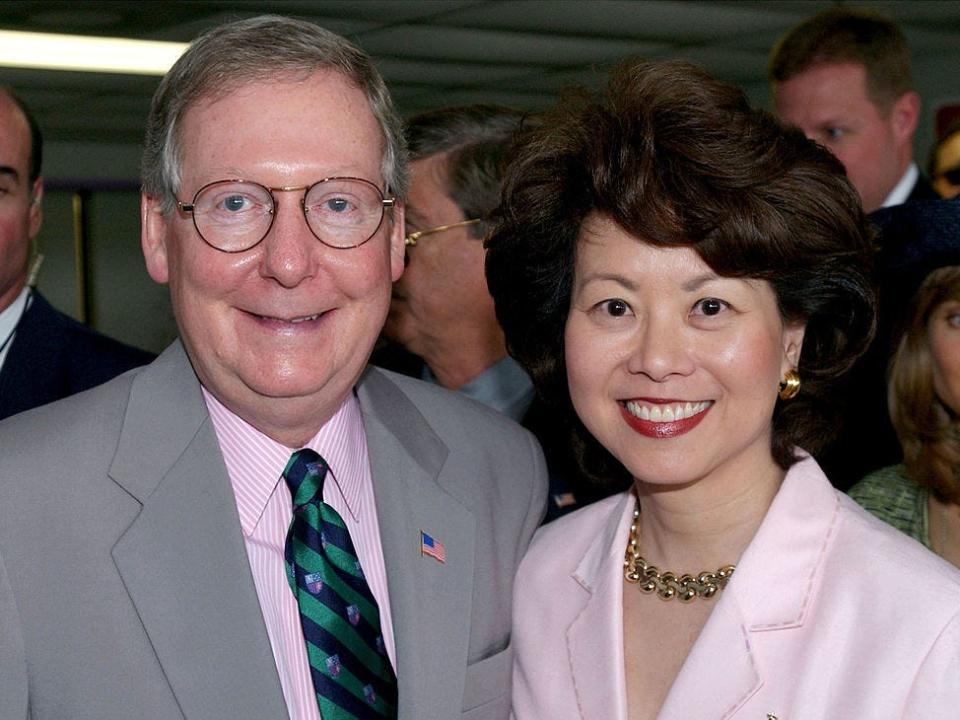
0, 341, 547, 719
908, 172, 939, 204
818, 197, 960, 490
0, 290, 154, 421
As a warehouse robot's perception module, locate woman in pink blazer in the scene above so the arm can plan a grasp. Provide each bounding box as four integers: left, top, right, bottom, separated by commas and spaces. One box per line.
485, 59, 960, 719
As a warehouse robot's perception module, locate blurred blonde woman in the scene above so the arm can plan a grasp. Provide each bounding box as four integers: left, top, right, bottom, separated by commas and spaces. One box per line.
850, 265, 960, 564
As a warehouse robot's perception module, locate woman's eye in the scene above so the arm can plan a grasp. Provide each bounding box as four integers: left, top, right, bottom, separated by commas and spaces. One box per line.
692, 298, 726, 316
601, 299, 630, 317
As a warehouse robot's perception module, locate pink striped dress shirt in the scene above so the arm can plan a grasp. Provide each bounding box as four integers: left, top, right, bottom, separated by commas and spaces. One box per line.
202, 388, 396, 720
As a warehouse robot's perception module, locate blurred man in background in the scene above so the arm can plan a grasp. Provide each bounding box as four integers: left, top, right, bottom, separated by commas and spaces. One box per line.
381, 105, 600, 520
0, 88, 152, 420
769, 7, 937, 214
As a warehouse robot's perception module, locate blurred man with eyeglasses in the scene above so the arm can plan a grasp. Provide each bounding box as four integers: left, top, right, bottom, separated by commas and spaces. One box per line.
0, 88, 152, 421
0, 17, 545, 720
383, 106, 525, 401
378, 105, 602, 521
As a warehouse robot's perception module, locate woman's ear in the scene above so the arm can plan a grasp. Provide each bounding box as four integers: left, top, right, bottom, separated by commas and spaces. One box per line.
782, 321, 806, 372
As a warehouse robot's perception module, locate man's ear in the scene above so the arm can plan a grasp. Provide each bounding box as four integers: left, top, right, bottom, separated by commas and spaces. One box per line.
890, 90, 920, 145
388, 200, 405, 282
141, 194, 170, 284
28, 176, 43, 240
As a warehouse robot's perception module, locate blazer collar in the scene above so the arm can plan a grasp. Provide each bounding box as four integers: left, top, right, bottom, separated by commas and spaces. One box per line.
566, 493, 634, 720
110, 340, 209, 502
730, 454, 840, 630
108, 340, 289, 718
660, 455, 841, 718
356, 367, 475, 720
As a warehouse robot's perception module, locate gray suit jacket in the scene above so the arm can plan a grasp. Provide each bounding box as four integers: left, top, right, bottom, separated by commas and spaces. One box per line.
0, 341, 546, 720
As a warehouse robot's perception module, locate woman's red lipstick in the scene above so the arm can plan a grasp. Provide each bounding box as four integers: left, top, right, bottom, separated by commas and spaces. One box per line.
620, 399, 712, 438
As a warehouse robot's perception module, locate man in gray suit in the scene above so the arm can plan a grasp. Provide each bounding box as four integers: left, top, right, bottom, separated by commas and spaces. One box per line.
0, 15, 546, 720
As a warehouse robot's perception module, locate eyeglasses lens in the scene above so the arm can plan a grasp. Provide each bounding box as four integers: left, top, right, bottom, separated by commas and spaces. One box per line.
193, 181, 273, 252
303, 179, 386, 248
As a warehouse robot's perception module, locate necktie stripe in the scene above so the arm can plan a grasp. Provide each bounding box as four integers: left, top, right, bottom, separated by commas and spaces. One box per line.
304, 640, 396, 715
294, 522, 365, 580
316, 682, 391, 720
297, 594, 391, 674
301, 618, 398, 701
301, 626, 397, 717
292, 564, 381, 639
312, 512, 358, 558
309, 664, 385, 719
318, 505, 348, 530
282, 448, 397, 718
289, 535, 379, 620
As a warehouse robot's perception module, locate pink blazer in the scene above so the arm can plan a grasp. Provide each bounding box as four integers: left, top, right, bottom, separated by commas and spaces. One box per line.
512, 456, 960, 719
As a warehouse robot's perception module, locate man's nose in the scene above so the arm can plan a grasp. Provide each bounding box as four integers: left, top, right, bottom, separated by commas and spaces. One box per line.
259, 197, 319, 287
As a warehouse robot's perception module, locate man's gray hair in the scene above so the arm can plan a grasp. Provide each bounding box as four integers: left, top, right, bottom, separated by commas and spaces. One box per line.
405, 104, 531, 239
141, 15, 408, 212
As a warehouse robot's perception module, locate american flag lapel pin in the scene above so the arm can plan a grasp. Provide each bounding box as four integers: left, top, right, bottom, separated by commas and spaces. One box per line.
553, 492, 577, 509
420, 530, 446, 563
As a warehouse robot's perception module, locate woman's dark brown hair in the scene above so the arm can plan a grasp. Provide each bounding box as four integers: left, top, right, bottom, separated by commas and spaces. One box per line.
889, 266, 960, 503
485, 59, 876, 485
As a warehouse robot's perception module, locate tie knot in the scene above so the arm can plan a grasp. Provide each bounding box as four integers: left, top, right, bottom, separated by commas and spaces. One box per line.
282, 448, 328, 509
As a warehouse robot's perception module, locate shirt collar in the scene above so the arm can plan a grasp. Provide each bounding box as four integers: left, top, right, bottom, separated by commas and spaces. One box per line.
881, 163, 919, 208
423, 355, 534, 422
202, 387, 369, 536
0, 287, 32, 372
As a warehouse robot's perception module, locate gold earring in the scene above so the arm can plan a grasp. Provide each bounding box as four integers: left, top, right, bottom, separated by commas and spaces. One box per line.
778, 369, 801, 400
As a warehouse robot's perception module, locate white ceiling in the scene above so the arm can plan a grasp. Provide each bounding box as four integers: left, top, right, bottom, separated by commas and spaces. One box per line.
1, 1, 958, 158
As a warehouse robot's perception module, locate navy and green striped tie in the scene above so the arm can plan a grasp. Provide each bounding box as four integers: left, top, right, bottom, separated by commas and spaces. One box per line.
283, 449, 398, 719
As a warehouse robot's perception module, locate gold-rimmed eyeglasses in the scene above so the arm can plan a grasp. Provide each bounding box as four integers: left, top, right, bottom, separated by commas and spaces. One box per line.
404, 218, 481, 247
176, 177, 395, 253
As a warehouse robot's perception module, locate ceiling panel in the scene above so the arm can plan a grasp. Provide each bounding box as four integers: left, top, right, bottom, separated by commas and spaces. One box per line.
376, 58, 535, 86
438, 0, 806, 43
357, 24, 666, 65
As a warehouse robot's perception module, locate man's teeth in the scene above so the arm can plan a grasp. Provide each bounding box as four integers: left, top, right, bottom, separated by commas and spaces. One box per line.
288, 314, 321, 323
625, 400, 711, 422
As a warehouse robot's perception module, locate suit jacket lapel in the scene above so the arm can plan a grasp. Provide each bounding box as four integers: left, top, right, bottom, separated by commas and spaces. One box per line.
567, 493, 633, 720
109, 342, 287, 719
658, 594, 761, 719
357, 369, 475, 720
660, 456, 839, 719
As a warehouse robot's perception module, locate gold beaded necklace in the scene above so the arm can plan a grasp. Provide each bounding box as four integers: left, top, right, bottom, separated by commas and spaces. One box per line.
623, 502, 736, 602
